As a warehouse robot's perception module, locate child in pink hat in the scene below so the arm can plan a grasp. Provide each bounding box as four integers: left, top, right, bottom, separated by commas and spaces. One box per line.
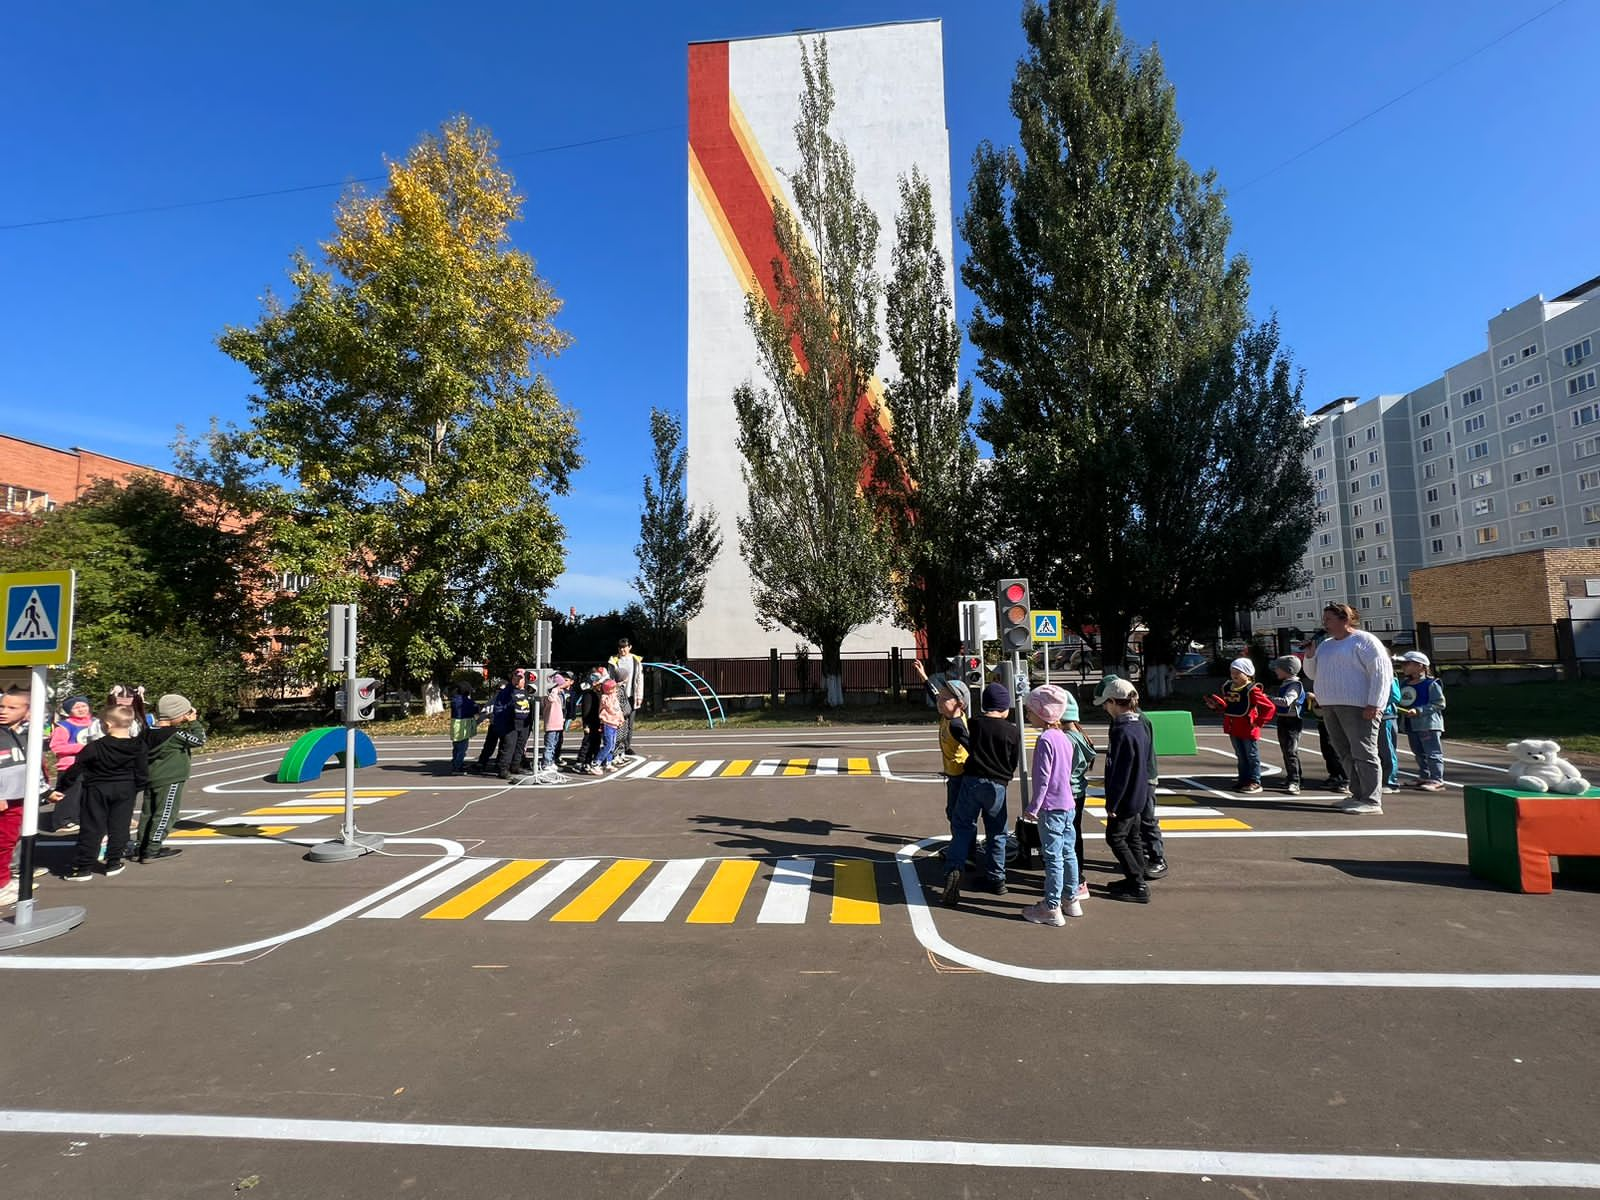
1019, 685, 1082, 925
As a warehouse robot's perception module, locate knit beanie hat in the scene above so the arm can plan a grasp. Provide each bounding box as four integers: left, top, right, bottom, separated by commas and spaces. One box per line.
156, 694, 193, 720
980, 682, 1013, 712
1270, 655, 1302, 676
1229, 657, 1256, 676
61, 695, 90, 715
1024, 684, 1068, 724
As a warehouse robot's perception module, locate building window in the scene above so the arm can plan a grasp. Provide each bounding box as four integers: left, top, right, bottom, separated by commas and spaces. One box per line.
1503, 382, 1520, 397
1428, 513, 1443, 529
1315, 466, 1327, 482
1576, 436, 1600, 460
1514, 500, 1533, 514
1315, 487, 1330, 504
1585, 504, 1600, 525
1511, 469, 1528, 484
1350, 479, 1361, 495
1418, 413, 1432, 429
1373, 497, 1385, 513
1322, 577, 1337, 591
1526, 373, 1542, 387
1499, 353, 1516, 368
1527, 402, 1546, 418
1464, 414, 1487, 433
1369, 473, 1381, 488
1531, 432, 1550, 447
1319, 532, 1332, 547
1380, 594, 1394, 608
1346, 435, 1356, 449
1354, 525, 1366, 541
1313, 444, 1324, 459
1378, 568, 1391, 583
1508, 439, 1528, 455
1538, 495, 1557, 508
1425, 487, 1439, 503
1522, 343, 1538, 359
1376, 544, 1388, 559
277, 572, 314, 593
1579, 469, 1600, 491
1469, 468, 1493, 487
1375, 519, 1386, 534
1367, 450, 1380, 465
1564, 337, 1592, 367
1319, 554, 1335, 569
1518, 529, 1538, 543
1351, 502, 1364, 518
1358, 572, 1370, 587
1, 485, 52, 514
1356, 549, 1367, 563
1459, 386, 1483, 407
1570, 371, 1598, 398
1366, 426, 1378, 443
1472, 497, 1494, 516
1573, 399, 1600, 425
1423, 463, 1437, 480
1541, 525, 1560, 538
1466, 441, 1491, 461
1505, 411, 1523, 427
1358, 596, 1371, 610
1430, 537, 1445, 553
1534, 462, 1552, 477
1420, 436, 1434, 453
1475, 526, 1499, 545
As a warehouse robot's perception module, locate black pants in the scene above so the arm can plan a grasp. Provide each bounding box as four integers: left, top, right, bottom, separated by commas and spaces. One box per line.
1277, 723, 1303, 787
478, 727, 503, 768
1104, 810, 1148, 883
75, 782, 137, 870
497, 723, 530, 776
578, 724, 601, 765
51, 776, 82, 830
1139, 788, 1164, 863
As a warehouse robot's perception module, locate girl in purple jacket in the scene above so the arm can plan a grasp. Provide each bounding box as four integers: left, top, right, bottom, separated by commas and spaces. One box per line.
1019, 685, 1082, 926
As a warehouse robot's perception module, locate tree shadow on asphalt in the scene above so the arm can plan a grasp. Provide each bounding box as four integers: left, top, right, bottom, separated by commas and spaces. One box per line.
1297, 857, 1504, 890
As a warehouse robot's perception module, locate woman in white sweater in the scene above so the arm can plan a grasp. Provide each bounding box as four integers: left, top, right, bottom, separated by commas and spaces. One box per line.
1303, 603, 1394, 815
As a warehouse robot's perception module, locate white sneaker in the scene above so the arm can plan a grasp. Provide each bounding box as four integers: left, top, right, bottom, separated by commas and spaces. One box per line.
1065, 898, 1085, 918
1021, 902, 1065, 927
1338, 800, 1383, 815
0, 880, 18, 906
1072, 882, 1090, 902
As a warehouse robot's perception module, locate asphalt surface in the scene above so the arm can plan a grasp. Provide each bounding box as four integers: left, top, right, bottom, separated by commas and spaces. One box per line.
3, 721, 1598, 1198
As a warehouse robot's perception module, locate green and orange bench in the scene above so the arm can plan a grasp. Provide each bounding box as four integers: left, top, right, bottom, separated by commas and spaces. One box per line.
1464, 785, 1600, 893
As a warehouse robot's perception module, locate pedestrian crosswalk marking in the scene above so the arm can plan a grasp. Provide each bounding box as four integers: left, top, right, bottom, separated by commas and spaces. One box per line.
753, 759, 780, 777
755, 859, 815, 924
422, 860, 546, 920
486, 859, 599, 922
817, 757, 839, 774
245, 806, 350, 816
371, 856, 893, 928
551, 859, 652, 922
722, 759, 753, 777
688, 759, 724, 778
846, 757, 871, 776
830, 860, 879, 925
305, 790, 405, 800
617, 858, 705, 922
687, 859, 760, 923
1157, 817, 1252, 831
628, 760, 665, 779
658, 760, 694, 779
782, 758, 810, 777
364, 858, 499, 919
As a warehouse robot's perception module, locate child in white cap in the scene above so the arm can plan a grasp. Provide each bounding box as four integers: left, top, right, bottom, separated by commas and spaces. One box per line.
1018, 685, 1082, 925
1396, 651, 1447, 791
1204, 657, 1277, 793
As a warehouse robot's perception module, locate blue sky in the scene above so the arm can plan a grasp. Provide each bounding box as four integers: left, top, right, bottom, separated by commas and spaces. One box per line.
4, 0, 1596, 615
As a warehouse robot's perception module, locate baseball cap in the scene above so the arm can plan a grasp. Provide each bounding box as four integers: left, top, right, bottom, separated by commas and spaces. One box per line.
1398, 650, 1431, 667
1098, 677, 1138, 703
938, 677, 971, 712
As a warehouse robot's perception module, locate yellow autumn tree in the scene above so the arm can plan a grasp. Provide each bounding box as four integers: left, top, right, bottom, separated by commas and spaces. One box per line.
216, 115, 581, 687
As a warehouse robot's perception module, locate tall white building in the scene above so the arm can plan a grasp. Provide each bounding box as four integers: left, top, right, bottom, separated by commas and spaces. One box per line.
684, 21, 951, 657
1258, 274, 1600, 636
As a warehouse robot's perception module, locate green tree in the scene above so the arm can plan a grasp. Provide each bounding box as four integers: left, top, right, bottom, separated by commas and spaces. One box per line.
881, 167, 985, 662
961, 0, 1313, 676
633, 408, 721, 662
733, 36, 901, 707
214, 116, 581, 697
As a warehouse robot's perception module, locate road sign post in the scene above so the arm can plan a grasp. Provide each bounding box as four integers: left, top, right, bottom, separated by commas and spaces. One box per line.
307, 604, 384, 863
0, 570, 86, 951
1031, 609, 1063, 686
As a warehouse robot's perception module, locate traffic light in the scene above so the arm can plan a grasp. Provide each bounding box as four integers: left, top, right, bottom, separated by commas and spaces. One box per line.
347, 678, 378, 722
962, 654, 984, 687
996, 578, 1032, 654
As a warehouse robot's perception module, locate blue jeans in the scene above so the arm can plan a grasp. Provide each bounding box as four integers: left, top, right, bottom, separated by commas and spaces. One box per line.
1230, 735, 1261, 785
450, 739, 469, 771
542, 729, 564, 767
597, 725, 618, 766
945, 776, 1007, 883
1379, 718, 1399, 786
1407, 730, 1444, 782
1038, 807, 1080, 908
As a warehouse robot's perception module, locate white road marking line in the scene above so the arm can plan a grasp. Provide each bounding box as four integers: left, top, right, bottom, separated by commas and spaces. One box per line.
894, 837, 1599, 989
626, 760, 665, 779
1080, 804, 1225, 818
484, 859, 599, 922
0, 1110, 1596, 1187
755, 859, 815, 924
204, 815, 329, 827
816, 757, 839, 773
688, 759, 725, 778
752, 759, 781, 776
360, 857, 499, 919
617, 859, 705, 922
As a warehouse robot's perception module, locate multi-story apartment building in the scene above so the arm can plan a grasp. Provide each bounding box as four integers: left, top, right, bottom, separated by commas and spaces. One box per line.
1257, 274, 1600, 637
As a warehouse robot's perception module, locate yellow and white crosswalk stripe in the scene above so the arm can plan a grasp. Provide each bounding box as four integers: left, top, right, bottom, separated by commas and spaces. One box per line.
363, 856, 888, 927
168, 790, 406, 839
628, 757, 875, 780
1080, 794, 1251, 832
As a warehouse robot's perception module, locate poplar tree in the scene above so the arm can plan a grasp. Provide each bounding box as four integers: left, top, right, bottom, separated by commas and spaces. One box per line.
633, 408, 721, 661
216, 116, 580, 692
733, 37, 900, 706
961, 0, 1313, 675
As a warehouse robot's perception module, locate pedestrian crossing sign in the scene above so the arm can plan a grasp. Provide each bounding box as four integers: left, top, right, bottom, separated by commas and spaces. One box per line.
1030, 610, 1063, 643
1, 570, 75, 666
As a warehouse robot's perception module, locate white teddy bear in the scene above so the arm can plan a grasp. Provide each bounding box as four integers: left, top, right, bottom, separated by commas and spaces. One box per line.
1505, 739, 1592, 794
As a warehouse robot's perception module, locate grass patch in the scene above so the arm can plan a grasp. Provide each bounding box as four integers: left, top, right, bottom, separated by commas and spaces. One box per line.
1427, 680, 1600, 756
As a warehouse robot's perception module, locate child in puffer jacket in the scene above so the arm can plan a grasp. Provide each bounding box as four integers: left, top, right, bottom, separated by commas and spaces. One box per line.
1204, 657, 1277, 793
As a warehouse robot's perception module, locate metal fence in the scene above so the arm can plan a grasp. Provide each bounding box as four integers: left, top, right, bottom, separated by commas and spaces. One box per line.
1263, 619, 1596, 668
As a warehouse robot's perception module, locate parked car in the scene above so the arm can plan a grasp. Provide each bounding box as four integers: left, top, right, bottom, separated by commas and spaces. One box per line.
1173, 653, 1210, 676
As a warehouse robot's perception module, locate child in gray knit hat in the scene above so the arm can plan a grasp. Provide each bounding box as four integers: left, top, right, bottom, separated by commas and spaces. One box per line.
1268, 656, 1306, 795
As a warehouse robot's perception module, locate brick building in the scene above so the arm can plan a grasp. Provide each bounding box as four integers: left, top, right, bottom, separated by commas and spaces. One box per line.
1, 433, 179, 515
1408, 547, 1600, 661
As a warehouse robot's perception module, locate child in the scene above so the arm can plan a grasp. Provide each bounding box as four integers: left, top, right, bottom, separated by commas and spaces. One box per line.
48, 695, 93, 834
910, 659, 970, 830
541, 674, 571, 769
1094, 674, 1166, 877
58, 705, 148, 882
1268, 656, 1306, 795
1018, 685, 1082, 926
449, 682, 480, 775
593, 678, 624, 774
2, 686, 57, 906
138, 694, 207, 862
1379, 670, 1403, 794
939, 682, 1021, 907
1396, 651, 1447, 791
1063, 702, 1097, 903
1099, 678, 1151, 903
1204, 657, 1276, 793
573, 667, 606, 772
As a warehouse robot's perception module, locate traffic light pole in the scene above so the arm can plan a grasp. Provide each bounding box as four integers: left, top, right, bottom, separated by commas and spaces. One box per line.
308, 604, 383, 863
1011, 650, 1031, 810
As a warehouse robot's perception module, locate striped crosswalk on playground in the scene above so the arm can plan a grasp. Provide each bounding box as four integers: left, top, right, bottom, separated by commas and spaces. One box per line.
626, 757, 875, 780
360, 855, 889, 926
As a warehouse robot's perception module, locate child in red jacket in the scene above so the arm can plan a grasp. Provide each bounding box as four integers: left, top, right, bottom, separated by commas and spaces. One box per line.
1204, 657, 1277, 793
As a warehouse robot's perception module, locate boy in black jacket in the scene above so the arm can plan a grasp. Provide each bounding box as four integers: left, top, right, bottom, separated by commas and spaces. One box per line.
939, 682, 1022, 907
59, 704, 148, 881
1099, 678, 1152, 903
